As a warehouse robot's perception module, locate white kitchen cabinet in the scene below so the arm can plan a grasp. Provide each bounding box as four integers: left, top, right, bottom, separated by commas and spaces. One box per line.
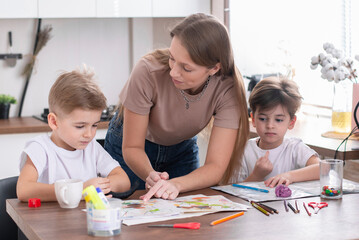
97, 0, 152, 18
152, 0, 210, 17
0, 0, 211, 19
97, 0, 210, 18
38, 0, 96, 18
0, 0, 37, 18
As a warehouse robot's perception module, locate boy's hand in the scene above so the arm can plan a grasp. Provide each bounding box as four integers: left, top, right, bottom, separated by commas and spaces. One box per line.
84, 177, 111, 194
252, 151, 273, 179
145, 171, 169, 190
264, 172, 292, 188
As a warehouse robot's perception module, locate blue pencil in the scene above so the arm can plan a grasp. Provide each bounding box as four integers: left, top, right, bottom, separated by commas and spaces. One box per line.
232, 184, 269, 193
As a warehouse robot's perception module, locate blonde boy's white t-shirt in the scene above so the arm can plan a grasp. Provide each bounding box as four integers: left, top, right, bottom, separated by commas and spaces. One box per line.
19, 134, 120, 184
238, 137, 318, 182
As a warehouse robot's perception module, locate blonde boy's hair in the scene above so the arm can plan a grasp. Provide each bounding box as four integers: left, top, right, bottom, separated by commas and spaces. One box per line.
48, 66, 107, 115
249, 76, 302, 119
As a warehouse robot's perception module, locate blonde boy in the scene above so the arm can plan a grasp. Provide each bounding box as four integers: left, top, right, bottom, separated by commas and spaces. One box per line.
238, 77, 320, 187
17, 67, 130, 201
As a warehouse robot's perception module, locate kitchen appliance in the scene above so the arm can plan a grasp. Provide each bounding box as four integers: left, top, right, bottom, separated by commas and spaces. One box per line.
33, 105, 116, 123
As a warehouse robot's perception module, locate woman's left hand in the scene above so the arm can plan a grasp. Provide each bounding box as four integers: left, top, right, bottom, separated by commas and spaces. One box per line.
140, 179, 179, 201
145, 171, 169, 190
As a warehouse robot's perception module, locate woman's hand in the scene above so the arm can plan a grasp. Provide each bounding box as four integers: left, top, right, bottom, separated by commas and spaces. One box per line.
140, 179, 179, 201
264, 173, 292, 188
145, 171, 169, 190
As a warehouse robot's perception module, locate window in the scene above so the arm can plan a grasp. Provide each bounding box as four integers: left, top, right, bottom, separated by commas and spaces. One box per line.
229, 0, 358, 109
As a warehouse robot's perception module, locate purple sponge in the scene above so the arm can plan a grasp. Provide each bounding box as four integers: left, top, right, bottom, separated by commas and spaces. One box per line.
275, 184, 292, 197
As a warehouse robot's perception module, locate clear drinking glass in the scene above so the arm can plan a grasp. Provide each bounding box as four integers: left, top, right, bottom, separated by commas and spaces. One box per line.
331, 80, 353, 133
320, 159, 343, 199
86, 203, 122, 237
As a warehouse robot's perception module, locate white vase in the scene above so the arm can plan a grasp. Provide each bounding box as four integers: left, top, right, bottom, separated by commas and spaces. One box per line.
331, 80, 353, 133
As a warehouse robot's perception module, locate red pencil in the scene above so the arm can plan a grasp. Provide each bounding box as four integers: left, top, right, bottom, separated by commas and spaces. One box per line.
303, 202, 311, 216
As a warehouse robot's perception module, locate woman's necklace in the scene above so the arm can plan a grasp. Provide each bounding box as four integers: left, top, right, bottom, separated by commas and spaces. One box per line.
179, 76, 210, 109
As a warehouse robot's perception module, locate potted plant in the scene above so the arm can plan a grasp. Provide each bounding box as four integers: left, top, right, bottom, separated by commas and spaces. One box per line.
0, 94, 17, 119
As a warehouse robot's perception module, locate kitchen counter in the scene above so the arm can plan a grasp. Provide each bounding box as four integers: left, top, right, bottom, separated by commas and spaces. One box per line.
0, 117, 109, 134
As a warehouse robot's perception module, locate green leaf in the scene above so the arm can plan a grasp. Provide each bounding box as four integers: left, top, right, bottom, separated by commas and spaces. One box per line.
0, 94, 17, 104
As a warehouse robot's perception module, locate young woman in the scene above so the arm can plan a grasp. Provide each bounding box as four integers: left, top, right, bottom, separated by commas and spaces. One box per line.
104, 13, 249, 200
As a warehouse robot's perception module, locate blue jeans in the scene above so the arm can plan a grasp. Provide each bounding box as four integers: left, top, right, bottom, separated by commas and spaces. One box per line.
104, 115, 200, 190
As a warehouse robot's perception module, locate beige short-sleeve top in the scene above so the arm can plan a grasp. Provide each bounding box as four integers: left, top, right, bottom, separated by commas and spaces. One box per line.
120, 56, 241, 146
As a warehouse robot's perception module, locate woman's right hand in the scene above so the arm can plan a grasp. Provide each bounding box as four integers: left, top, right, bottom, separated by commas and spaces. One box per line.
141, 178, 179, 201
145, 171, 169, 190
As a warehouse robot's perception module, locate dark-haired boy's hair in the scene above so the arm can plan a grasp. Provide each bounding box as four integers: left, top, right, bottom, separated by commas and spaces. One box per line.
249, 77, 302, 119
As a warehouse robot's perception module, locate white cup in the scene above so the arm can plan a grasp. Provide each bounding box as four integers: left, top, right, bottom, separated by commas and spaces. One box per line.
55, 179, 83, 208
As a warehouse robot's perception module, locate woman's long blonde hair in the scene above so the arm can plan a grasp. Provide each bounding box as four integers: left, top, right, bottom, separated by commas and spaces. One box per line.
119, 13, 249, 184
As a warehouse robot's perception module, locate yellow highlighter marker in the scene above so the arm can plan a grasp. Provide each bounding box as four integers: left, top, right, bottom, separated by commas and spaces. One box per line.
82, 185, 107, 209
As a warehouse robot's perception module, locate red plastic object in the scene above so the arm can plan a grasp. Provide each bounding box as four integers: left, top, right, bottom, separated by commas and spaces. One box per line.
173, 222, 201, 229
148, 222, 201, 229
28, 198, 41, 208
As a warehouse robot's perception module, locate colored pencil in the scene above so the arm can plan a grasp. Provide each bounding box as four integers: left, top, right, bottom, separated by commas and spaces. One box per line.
251, 201, 270, 216
210, 212, 244, 226
255, 202, 274, 214
257, 202, 278, 214
284, 200, 289, 212
303, 202, 311, 216
287, 202, 297, 214
232, 184, 269, 193
295, 200, 300, 213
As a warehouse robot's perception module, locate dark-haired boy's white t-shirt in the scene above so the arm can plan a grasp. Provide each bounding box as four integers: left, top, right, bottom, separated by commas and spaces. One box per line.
19, 134, 120, 184
238, 137, 318, 182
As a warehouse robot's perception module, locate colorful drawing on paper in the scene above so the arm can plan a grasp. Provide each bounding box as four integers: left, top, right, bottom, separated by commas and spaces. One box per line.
121, 199, 181, 219
171, 194, 247, 212
109, 194, 248, 222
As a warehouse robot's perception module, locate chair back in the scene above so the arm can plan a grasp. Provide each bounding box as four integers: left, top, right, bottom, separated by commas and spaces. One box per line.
0, 176, 19, 240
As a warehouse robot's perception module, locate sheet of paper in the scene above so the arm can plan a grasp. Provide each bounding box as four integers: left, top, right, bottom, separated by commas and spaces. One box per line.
109, 198, 182, 220
172, 194, 249, 212
211, 179, 359, 202
293, 179, 359, 194
212, 182, 312, 202
108, 194, 250, 225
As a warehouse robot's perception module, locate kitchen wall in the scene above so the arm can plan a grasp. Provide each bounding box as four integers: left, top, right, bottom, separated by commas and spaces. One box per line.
0, 17, 180, 117
0, 17, 182, 179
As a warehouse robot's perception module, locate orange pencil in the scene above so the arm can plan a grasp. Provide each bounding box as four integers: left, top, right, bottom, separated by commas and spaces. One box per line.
210, 212, 244, 226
